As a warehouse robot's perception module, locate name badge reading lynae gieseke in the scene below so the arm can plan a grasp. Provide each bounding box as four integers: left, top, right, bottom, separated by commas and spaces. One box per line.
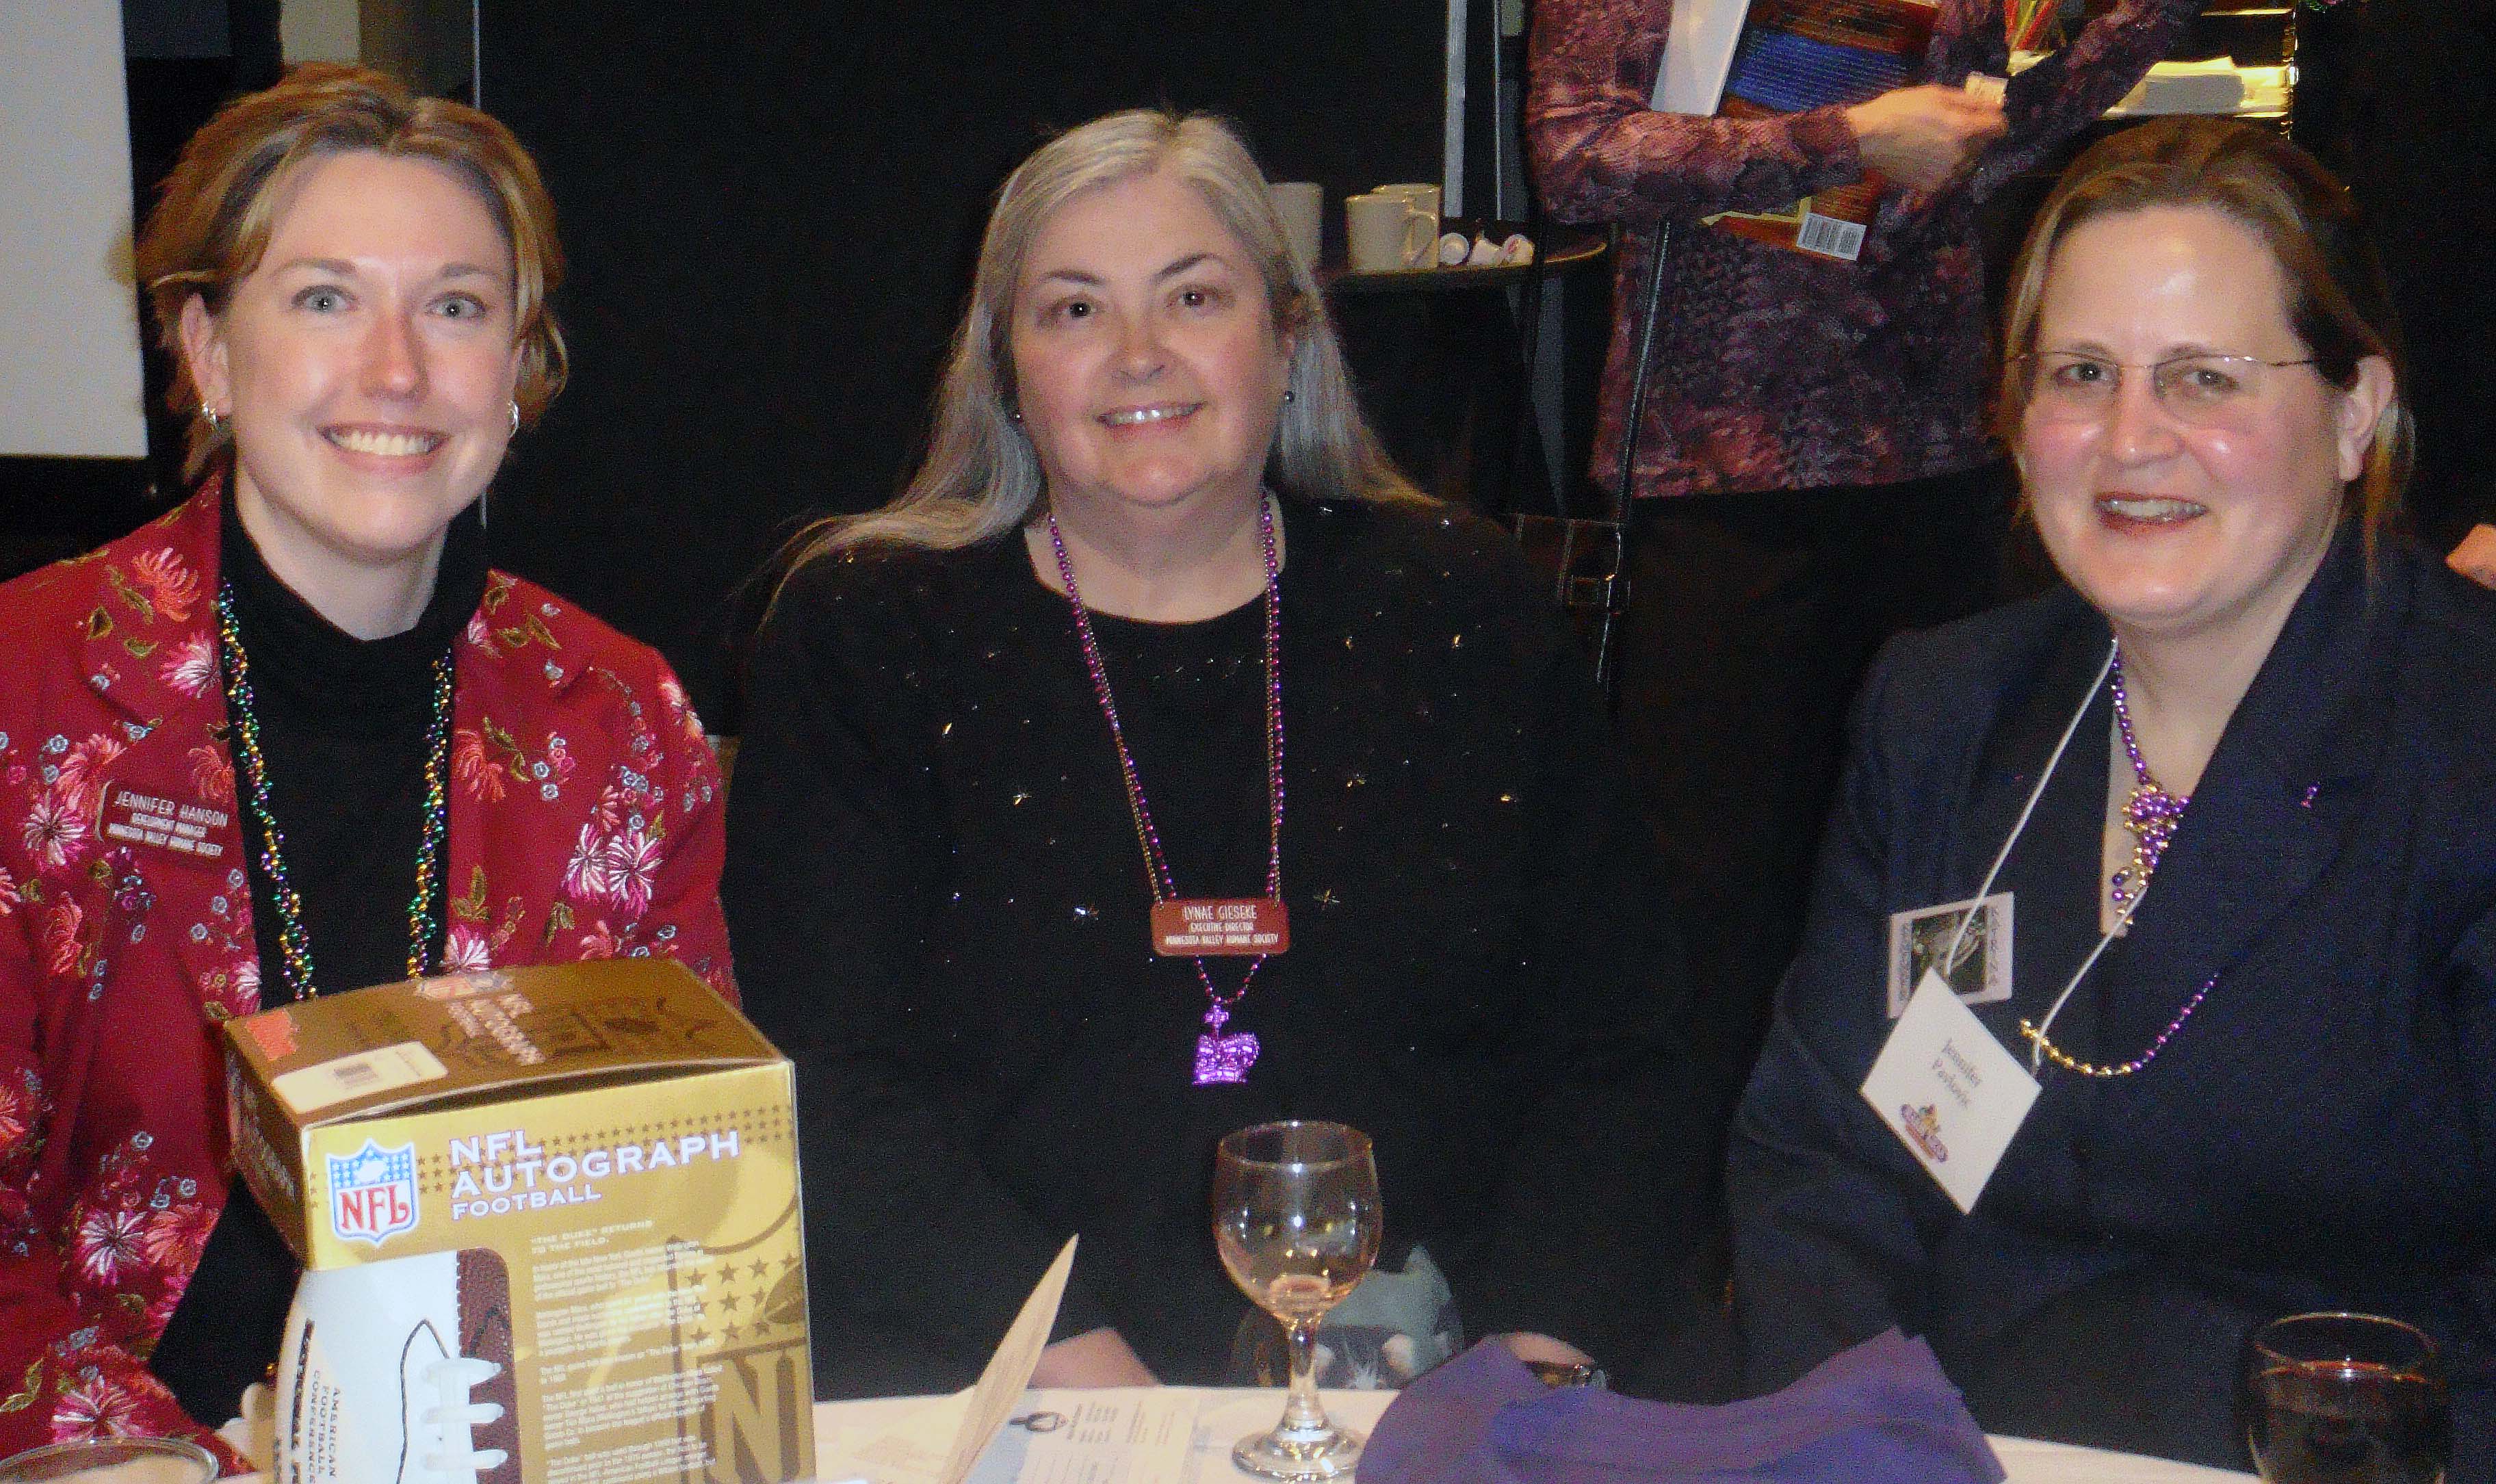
1151, 898, 1290, 956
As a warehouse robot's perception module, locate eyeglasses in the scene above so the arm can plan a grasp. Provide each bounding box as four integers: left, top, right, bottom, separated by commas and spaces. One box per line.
2011, 351, 2319, 428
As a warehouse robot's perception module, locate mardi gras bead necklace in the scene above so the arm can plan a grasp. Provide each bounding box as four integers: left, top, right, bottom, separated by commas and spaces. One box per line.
2106, 648, 2189, 912
216, 581, 452, 999
1046, 497, 1284, 1086
2020, 647, 2211, 1078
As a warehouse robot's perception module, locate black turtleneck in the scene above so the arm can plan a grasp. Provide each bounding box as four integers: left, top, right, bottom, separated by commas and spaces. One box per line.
148, 494, 490, 1426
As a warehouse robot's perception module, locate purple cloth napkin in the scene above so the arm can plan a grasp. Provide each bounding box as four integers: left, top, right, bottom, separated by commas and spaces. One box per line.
1360, 1329, 2006, 1484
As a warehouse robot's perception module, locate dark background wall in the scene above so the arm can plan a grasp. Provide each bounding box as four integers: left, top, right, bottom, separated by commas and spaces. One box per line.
10, 1, 2488, 720
475, 0, 1453, 726
2290, 1, 2496, 559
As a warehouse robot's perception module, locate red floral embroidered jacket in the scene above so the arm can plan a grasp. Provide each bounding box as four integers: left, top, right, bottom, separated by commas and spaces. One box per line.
0, 486, 733, 1466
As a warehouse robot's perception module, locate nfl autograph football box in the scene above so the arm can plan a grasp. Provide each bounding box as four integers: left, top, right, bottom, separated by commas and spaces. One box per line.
222, 958, 814, 1484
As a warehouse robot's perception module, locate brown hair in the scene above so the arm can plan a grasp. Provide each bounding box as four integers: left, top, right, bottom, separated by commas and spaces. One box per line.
1998, 117, 2412, 547
134, 63, 567, 480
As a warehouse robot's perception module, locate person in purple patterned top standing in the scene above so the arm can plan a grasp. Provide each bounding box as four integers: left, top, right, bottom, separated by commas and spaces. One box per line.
1524, 0, 2196, 1152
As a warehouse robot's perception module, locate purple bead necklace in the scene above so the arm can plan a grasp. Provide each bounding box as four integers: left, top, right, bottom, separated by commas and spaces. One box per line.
2022, 970, 2220, 1078
1046, 497, 1284, 1086
2018, 646, 2212, 1079
2106, 649, 2189, 911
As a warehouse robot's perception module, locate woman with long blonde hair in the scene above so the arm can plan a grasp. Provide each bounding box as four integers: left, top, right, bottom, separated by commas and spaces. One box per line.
727, 108, 1708, 1406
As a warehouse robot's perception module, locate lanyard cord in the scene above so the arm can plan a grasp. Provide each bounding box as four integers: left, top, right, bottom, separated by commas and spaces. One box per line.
2023, 880, 2151, 1073
1930, 638, 2229, 1080
1921, 641, 2174, 1076
1932, 642, 2115, 978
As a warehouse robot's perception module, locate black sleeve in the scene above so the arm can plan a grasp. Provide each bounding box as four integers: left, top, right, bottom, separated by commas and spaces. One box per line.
723, 558, 1113, 1398
1446, 552, 1726, 1380
1726, 641, 1956, 1391
2441, 809, 2496, 1471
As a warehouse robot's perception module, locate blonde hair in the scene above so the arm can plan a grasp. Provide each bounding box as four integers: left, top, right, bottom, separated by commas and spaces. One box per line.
786, 107, 1419, 567
1999, 117, 2412, 549
135, 63, 568, 481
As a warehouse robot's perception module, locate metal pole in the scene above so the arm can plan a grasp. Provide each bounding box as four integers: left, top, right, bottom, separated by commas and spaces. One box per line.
1592, 218, 1672, 701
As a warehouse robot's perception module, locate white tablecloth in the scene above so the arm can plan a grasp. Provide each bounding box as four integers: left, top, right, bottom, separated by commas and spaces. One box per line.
806, 1388, 2261, 1483
214, 1385, 2259, 1481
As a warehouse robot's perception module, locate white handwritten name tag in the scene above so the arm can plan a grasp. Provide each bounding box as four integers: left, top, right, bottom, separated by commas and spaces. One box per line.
1860, 968, 2041, 1213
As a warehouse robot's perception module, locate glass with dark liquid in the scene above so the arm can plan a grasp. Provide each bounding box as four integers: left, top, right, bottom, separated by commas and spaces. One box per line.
2244, 1313, 2451, 1484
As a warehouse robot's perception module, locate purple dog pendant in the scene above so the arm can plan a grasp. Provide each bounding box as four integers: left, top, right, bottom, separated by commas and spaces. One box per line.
1193, 1002, 1260, 1085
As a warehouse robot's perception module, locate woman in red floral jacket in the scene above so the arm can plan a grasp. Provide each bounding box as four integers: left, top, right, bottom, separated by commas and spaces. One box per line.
0, 67, 730, 1467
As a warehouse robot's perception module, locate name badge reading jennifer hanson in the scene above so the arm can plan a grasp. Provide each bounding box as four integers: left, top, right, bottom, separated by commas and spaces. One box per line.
1152, 898, 1289, 956
1860, 969, 2040, 1213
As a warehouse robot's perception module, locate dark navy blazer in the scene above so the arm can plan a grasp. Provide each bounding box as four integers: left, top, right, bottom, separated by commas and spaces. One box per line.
1730, 527, 2496, 1474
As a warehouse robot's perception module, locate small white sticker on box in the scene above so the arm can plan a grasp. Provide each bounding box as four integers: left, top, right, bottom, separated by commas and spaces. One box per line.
272, 1041, 448, 1116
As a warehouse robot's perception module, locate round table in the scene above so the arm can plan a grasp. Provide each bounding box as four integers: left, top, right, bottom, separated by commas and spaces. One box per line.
805, 1387, 2262, 1483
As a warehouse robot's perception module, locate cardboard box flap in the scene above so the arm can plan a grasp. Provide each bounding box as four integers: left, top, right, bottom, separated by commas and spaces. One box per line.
224, 959, 772, 1125
221, 956, 814, 1482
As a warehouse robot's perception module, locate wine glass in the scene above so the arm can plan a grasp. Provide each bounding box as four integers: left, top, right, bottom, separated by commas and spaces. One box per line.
1213, 1120, 1383, 1481
0, 1435, 219, 1483
2243, 1312, 2452, 1484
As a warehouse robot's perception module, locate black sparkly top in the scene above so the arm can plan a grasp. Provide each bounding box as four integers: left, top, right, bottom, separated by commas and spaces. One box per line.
725, 495, 1713, 1394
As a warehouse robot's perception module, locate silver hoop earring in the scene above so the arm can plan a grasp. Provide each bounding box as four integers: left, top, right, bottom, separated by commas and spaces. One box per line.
508, 401, 521, 437
202, 404, 224, 436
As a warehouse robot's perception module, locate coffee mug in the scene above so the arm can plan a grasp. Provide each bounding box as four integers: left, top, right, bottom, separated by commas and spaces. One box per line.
1346, 192, 1433, 272
1374, 181, 1442, 225
1269, 181, 1322, 271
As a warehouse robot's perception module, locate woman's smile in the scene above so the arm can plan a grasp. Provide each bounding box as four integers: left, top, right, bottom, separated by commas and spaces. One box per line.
1100, 400, 1204, 430
321, 422, 449, 462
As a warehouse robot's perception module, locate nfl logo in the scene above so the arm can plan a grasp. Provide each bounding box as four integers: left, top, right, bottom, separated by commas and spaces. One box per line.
327, 1138, 420, 1247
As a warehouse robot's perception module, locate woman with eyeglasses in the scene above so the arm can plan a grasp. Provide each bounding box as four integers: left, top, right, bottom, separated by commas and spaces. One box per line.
1727, 117, 2496, 1473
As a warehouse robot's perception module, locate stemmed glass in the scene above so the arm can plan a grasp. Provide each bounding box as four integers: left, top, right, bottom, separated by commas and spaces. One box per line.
2242, 1312, 2452, 1483
1213, 1121, 1383, 1481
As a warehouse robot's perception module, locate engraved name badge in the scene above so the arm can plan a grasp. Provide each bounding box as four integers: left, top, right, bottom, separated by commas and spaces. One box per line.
99, 783, 231, 866
1151, 898, 1289, 957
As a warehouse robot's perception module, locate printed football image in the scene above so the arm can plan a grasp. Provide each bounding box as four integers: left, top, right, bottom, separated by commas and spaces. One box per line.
275, 1247, 524, 1484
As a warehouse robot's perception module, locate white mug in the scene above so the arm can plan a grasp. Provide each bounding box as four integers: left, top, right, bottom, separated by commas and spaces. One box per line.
1269, 181, 1323, 271
1347, 192, 1434, 271
1374, 181, 1442, 226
